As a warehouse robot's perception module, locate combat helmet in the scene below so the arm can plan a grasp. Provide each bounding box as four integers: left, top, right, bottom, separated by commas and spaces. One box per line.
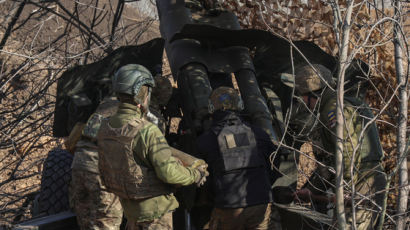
294, 64, 335, 95
208, 87, 244, 113
112, 64, 155, 104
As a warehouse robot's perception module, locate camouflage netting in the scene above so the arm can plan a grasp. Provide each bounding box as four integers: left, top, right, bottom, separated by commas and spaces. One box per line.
223, 0, 409, 167
223, 0, 409, 219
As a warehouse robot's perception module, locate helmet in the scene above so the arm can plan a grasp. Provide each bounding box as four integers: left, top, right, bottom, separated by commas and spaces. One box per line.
208, 87, 244, 113
151, 75, 173, 106
112, 64, 155, 102
294, 64, 335, 95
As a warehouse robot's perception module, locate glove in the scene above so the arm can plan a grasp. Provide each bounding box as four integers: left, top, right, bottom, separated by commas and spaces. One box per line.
194, 164, 209, 187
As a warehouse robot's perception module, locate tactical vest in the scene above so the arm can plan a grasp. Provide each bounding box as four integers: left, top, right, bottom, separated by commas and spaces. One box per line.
216, 123, 260, 172
211, 118, 272, 208
98, 118, 173, 200
343, 96, 384, 163
71, 97, 119, 173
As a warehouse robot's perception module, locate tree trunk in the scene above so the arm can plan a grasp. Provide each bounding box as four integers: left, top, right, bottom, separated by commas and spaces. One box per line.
393, 1, 409, 229
334, 1, 355, 229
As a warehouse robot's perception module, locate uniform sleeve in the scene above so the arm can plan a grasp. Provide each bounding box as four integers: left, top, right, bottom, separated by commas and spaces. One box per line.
320, 103, 362, 183
143, 124, 200, 186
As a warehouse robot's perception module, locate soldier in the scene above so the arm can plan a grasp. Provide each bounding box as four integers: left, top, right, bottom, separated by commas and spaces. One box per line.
68, 97, 123, 230
97, 64, 208, 230
147, 75, 173, 133
290, 64, 387, 229
196, 87, 281, 230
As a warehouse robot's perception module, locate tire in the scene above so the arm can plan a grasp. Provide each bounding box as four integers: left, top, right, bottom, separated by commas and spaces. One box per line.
36, 148, 73, 215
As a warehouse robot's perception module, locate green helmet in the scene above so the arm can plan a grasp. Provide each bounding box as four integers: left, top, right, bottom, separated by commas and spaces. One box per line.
112, 64, 155, 98
208, 87, 244, 113
294, 64, 335, 95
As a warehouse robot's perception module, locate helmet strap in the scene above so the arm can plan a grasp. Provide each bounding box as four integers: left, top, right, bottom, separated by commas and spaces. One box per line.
208, 100, 215, 114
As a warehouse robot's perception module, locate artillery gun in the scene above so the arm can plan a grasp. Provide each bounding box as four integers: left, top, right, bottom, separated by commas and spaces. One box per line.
16, 1, 370, 229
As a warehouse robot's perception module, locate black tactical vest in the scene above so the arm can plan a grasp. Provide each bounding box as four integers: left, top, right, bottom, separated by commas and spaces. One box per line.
211, 118, 273, 208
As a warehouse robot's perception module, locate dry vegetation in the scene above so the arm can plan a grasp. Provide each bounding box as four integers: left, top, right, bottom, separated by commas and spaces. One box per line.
0, 0, 408, 228
224, 0, 409, 227
0, 0, 158, 226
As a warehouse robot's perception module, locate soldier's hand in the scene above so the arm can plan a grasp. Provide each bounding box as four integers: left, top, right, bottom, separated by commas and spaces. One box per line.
195, 164, 209, 187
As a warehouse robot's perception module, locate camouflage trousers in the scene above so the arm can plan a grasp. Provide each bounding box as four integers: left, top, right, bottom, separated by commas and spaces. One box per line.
69, 170, 123, 230
208, 203, 280, 230
345, 170, 387, 230
126, 212, 173, 230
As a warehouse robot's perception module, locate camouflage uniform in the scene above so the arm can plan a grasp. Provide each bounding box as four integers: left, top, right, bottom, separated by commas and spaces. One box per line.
291, 64, 386, 229
148, 75, 173, 133
69, 98, 123, 230
70, 167, 123, 230
127, 212, 172, 230
103, 103, 201, 229
314, 91, 386, 229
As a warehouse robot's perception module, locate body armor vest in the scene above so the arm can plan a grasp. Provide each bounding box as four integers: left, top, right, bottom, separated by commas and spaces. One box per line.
71, 97, 119, 173
216, 123, 261, 172
211, 118, 272, 208
343, 96, 383, 163
98, 118, 173, 200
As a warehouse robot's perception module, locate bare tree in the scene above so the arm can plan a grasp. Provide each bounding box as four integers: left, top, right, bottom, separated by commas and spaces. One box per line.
328, 1, 356, 228
393, 0, 409, 229
225, 0, 409, 229
0, 0, 407, 228
0, 0, 156, 226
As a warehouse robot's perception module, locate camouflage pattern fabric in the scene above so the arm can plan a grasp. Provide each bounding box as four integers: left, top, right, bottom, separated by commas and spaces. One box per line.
126, 212, 173, 230
208, 203, 275, 230
345, 169, 386, 230
306, 91, 386, 229
69, 96, 123, 229
82, 113, 105, 141
112, 64, 155, 98
105, 102, 200, 222
71, 140, 100, 174
148, 107, 167, 134
209, 87, 243, 112
69, 170, 123, 230
151, 76, 172, 107
148, 75, 172, 133
294, 64, 335, 95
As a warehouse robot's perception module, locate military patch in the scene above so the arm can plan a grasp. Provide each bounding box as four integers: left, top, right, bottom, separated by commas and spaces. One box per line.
327, 110, 336, 128
82, 113, 104, 141
224, 134, 236, 149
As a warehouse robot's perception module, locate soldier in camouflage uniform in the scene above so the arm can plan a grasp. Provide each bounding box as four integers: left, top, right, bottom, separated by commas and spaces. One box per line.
68, 97, 123, 230
97, 64, 208, 230
147, 75, 173, 133
290, 64, 387, 230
